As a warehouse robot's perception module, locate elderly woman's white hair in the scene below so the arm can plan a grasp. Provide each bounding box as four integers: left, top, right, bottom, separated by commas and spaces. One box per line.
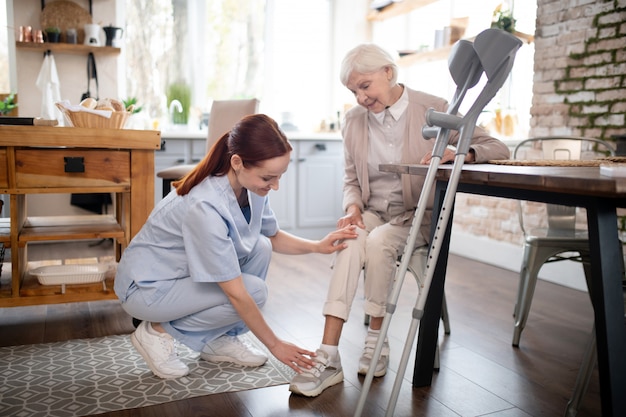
339, 44, 399, 87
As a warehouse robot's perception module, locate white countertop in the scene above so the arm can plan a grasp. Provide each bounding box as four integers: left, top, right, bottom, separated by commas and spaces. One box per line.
161, 129, 342, 141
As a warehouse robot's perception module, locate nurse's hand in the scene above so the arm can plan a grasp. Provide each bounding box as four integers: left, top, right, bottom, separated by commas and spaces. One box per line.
270, 340, 316, 373
317, 225, 358, 254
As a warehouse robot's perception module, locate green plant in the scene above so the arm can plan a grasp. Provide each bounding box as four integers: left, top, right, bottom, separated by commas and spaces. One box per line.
0, 93, 17, 115
45, 27, 60, 34
166, 82, 191, 125
123, 97, 143, 114
491, 5, 516, 33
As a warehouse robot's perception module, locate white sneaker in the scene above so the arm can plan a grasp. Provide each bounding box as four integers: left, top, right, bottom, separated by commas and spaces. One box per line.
289, 349, 344, 397
130, 321, 190, 379
200, 335, 268, 367
358, 332, 389, 377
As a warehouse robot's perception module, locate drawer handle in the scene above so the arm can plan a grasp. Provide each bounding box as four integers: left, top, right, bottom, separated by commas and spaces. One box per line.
315, 143, 327, 151
64, 157, 85, 173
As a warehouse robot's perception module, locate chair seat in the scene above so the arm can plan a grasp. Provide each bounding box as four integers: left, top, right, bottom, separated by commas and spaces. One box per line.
156, 164, 196, 180
525, 227, 588, 242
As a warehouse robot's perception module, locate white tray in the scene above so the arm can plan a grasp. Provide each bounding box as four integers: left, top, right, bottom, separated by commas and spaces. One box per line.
30, 264, 109, 293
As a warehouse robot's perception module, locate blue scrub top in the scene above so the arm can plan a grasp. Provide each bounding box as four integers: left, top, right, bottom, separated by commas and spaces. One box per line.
114, 175, 279, 304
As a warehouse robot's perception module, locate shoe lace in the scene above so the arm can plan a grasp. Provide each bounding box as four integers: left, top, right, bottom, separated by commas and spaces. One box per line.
157, 333, 180, 361
227, 335, 251, 350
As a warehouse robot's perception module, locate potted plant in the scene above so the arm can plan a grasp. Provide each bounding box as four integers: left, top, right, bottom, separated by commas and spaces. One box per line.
0, 94, 17, 115
122, 97, 143, 114
491, 5, 516, 33
45, 27, 61, 43
123, 97, 147, 129
166, 82, 191, 125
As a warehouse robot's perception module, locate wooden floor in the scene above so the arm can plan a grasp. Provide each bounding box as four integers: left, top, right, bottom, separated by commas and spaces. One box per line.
0, 241, 603, 416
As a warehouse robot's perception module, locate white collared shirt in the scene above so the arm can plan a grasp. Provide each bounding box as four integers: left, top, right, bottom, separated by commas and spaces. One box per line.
367, 86, 409, 218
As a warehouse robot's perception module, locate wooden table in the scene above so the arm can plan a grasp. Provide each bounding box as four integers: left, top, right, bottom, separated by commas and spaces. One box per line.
380, 163, 626, 417
0, 125, 161, 307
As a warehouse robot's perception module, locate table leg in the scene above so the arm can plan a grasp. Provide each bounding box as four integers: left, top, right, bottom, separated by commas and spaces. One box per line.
413, 179, 454, 386
585, 199, 626, 417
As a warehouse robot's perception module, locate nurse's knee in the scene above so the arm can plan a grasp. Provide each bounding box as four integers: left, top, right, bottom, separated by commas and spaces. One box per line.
244, 274, 268, 308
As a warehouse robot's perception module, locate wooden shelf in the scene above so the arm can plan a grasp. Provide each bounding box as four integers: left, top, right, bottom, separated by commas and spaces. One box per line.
397, 31, 534, 67
19, 216, 125, 243
0, 218, 9, 244
367, 0, 437, 22
398, 45, 452, 66
16, 41, 120, 56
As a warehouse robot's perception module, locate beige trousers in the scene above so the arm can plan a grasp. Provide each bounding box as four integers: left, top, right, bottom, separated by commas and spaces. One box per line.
322, 210, 427, 321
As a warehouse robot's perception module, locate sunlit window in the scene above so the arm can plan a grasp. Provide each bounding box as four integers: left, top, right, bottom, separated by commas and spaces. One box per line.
124, 0, 265, 129
124, 0, 332, 132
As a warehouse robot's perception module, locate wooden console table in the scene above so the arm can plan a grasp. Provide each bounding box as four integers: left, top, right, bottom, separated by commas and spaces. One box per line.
0, 125, 161, 307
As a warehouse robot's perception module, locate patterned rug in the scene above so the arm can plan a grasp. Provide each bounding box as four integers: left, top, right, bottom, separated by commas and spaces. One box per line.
0, 333, 294, 417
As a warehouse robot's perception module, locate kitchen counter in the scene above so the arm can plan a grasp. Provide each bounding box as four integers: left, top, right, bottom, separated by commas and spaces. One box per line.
161, 129, 342, 141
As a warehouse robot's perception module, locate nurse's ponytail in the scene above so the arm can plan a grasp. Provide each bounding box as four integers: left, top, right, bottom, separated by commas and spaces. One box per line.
174, 114, 292, 196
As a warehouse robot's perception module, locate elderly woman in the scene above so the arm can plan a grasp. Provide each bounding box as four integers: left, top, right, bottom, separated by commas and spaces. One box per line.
289, 43, 509, 397
115, 114, 357, 379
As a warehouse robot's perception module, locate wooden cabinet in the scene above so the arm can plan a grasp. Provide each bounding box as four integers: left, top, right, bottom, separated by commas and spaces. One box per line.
0, 125, 161, 307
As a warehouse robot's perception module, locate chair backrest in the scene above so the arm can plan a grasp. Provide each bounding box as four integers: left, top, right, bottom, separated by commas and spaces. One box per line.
513, 136, 616, 234
206, 98, 260, 152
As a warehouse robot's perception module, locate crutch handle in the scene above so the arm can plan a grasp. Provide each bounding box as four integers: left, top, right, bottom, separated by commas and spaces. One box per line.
422, 125, 439, 139
425, 108, 464, 130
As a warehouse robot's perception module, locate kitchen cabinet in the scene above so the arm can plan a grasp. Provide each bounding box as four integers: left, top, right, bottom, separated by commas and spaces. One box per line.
270, 135, 344, 239
154, 131, 344, 239
0, 125, 160, 307
155, 130, 207, 205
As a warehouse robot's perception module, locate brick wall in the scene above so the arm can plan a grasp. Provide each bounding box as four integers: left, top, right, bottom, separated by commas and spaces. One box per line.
452, 0, 626, 248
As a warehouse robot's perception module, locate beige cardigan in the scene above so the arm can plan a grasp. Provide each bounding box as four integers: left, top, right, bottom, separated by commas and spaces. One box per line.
341, 87, 510, 241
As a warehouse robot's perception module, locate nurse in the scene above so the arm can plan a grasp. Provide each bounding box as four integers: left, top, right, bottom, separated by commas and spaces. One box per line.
114, 113, 357, 379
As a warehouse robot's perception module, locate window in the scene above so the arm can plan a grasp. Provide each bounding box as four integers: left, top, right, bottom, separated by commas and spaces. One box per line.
124, 0, 265, 128
124, 0, 332, 132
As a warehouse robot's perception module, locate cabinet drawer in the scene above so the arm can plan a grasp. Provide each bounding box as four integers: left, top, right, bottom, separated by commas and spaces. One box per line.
0, 149, 7, 187
15, 149, 131, 188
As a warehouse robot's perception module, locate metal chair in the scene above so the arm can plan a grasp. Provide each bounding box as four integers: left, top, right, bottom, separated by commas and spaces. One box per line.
513, 136, 619, 417
512, 136, 616, 347
156, 98, 259, 198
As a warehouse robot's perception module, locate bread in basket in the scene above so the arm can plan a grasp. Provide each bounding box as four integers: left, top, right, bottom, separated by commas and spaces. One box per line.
56, 100, 130, 129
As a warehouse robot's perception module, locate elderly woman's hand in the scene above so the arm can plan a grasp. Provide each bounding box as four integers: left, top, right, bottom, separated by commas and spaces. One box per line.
337, 205, 365, 229
420, 147, 475, 164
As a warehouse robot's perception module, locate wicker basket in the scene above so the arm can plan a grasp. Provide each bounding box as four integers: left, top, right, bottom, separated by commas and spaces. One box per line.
56, 103, 130, 129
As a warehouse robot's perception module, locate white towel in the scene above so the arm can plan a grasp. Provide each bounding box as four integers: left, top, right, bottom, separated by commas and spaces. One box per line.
35, 53, 63, 124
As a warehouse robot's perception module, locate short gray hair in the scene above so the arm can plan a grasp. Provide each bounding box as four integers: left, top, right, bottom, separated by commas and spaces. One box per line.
339, 44, 398, 87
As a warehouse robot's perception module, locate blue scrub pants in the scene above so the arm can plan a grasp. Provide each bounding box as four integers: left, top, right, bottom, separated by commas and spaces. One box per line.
121, 236, 272, 352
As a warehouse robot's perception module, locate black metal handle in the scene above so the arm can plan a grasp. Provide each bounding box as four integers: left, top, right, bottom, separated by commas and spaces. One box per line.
64, 157, 85, 173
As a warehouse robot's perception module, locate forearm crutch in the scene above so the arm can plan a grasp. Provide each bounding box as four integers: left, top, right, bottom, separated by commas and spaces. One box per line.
354, 28, 522, 417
